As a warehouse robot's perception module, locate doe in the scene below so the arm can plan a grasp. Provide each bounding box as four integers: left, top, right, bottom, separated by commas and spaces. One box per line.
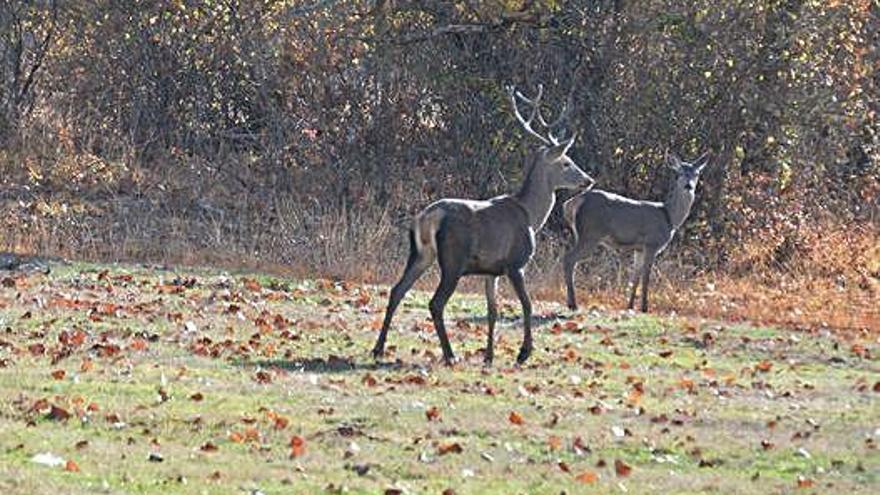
562, 153, 709, 312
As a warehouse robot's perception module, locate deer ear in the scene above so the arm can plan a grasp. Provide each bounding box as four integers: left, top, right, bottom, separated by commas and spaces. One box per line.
694, 153, 710, 173
665, 152, 682, 171
548, 135, 576, 161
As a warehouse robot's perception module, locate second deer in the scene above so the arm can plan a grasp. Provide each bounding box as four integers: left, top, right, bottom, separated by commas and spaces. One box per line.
562, 153, 709, 312
372, 85, 594, 366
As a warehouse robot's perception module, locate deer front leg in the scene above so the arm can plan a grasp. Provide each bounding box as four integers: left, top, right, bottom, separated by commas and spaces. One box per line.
484, 276, 498, 366
508, 268, 533, 365
626, 250, 644, 310
563, 238, 596, 311
640, 250, 657, 312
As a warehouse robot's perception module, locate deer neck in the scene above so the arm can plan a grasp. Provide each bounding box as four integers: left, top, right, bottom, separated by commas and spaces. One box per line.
514, 166, 555, 232
663, 185, 695, 230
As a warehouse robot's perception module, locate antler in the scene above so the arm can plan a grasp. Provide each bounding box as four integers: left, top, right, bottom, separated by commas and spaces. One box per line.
508, 84, 575, 145
506, 85, 553, 146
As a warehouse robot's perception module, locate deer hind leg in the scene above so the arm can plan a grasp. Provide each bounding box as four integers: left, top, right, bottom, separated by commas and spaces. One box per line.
640, 250, 657, 312
508, 268, 533, 365
372, 231, 434, 359
483, 276, 498, 366
563, 237, 596, 311
626, 250, 644, 310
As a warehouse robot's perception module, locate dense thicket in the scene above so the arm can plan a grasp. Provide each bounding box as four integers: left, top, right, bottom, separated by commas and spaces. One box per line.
1, 0, 877, 278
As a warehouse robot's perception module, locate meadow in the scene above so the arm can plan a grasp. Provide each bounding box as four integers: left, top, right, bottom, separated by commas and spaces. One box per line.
0, 262, 876, 494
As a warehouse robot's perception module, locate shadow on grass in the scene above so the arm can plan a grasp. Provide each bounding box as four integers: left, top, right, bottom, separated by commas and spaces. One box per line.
457, 311, 566, 327
238, 355, 423, 374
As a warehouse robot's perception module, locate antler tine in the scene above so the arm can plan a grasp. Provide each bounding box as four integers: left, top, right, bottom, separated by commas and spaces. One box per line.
515, 84, 571, 146
507, 85, 551, 146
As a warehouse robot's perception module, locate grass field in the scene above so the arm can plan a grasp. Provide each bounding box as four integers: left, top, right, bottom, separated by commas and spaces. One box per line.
0, 262, 877, 494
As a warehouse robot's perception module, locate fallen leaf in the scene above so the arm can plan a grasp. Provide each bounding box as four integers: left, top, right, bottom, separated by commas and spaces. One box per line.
508, 411, 525, 425
796, 476, 814, 488
47, 405, 71, 422
548, 435, 562, 451
253, 370, 272, 384
290, 435, 306, 458
50, 369, 66, 380
437, 442, 463, 455
755, 360, 773, 373
362, 373, 378, 387
200, 442, 219, 452
614, 459, 632, 477
575, 470, 599, 483
426, 406, 441, 422
64, 460, 80, 472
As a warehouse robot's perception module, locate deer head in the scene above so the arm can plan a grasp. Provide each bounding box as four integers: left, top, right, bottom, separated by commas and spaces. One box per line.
667, 152, 709, 193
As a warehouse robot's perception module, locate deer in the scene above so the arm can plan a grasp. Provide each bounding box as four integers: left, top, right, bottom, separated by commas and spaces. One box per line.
562, 152, 709, 312
371, 85, 595, 366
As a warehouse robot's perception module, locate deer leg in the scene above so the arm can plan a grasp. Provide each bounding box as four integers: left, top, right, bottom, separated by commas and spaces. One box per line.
484, 276, 498, 366
508, 268, 533, 365
563, 238, 595, 310
640, 250, 657, 312
626, 250, 644, 310
372, 241, 433, 359
429, 269, 461, 365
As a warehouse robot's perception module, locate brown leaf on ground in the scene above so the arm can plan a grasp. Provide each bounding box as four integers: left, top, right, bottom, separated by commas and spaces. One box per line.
425, 406, 441, 422
575, 470, 599, 483
437, 442, 463, 455
508, 411, 525, 425
290, 435, 306, 458
47, 405, 71, 421
614, 459, 632, 477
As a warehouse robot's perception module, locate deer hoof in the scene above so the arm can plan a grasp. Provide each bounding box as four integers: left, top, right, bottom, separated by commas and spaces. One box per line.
567, 303, 578, 311
442, 354, 459, 367
515, 347, 532, 365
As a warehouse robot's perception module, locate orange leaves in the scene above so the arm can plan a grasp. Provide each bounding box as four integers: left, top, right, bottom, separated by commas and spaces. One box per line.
508, 411, 525, 425
290, 435, 306, 458
796, 476, 814, 489
64, 460, 80, 472
574, 470, 599, 483
129, 338, 148, 352
547, 435, 562, 451
437, 442, 463, 455
614, 459, 632, 477
59, 329, 86, 347
755, 360, 773, 373
51, 369, 66, 380
362, 373, 378, 387
243, 278, 262, 292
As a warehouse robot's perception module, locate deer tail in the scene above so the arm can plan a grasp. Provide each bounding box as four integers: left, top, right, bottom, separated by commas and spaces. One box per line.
411, 207, 445, 258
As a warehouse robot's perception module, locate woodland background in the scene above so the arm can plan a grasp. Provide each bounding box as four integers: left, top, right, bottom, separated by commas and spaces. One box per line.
0, 0, 877, 330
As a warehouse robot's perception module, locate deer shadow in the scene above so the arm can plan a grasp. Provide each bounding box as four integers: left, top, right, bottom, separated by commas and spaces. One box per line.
240, 355, 423, 374
456, 311, 566, 328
